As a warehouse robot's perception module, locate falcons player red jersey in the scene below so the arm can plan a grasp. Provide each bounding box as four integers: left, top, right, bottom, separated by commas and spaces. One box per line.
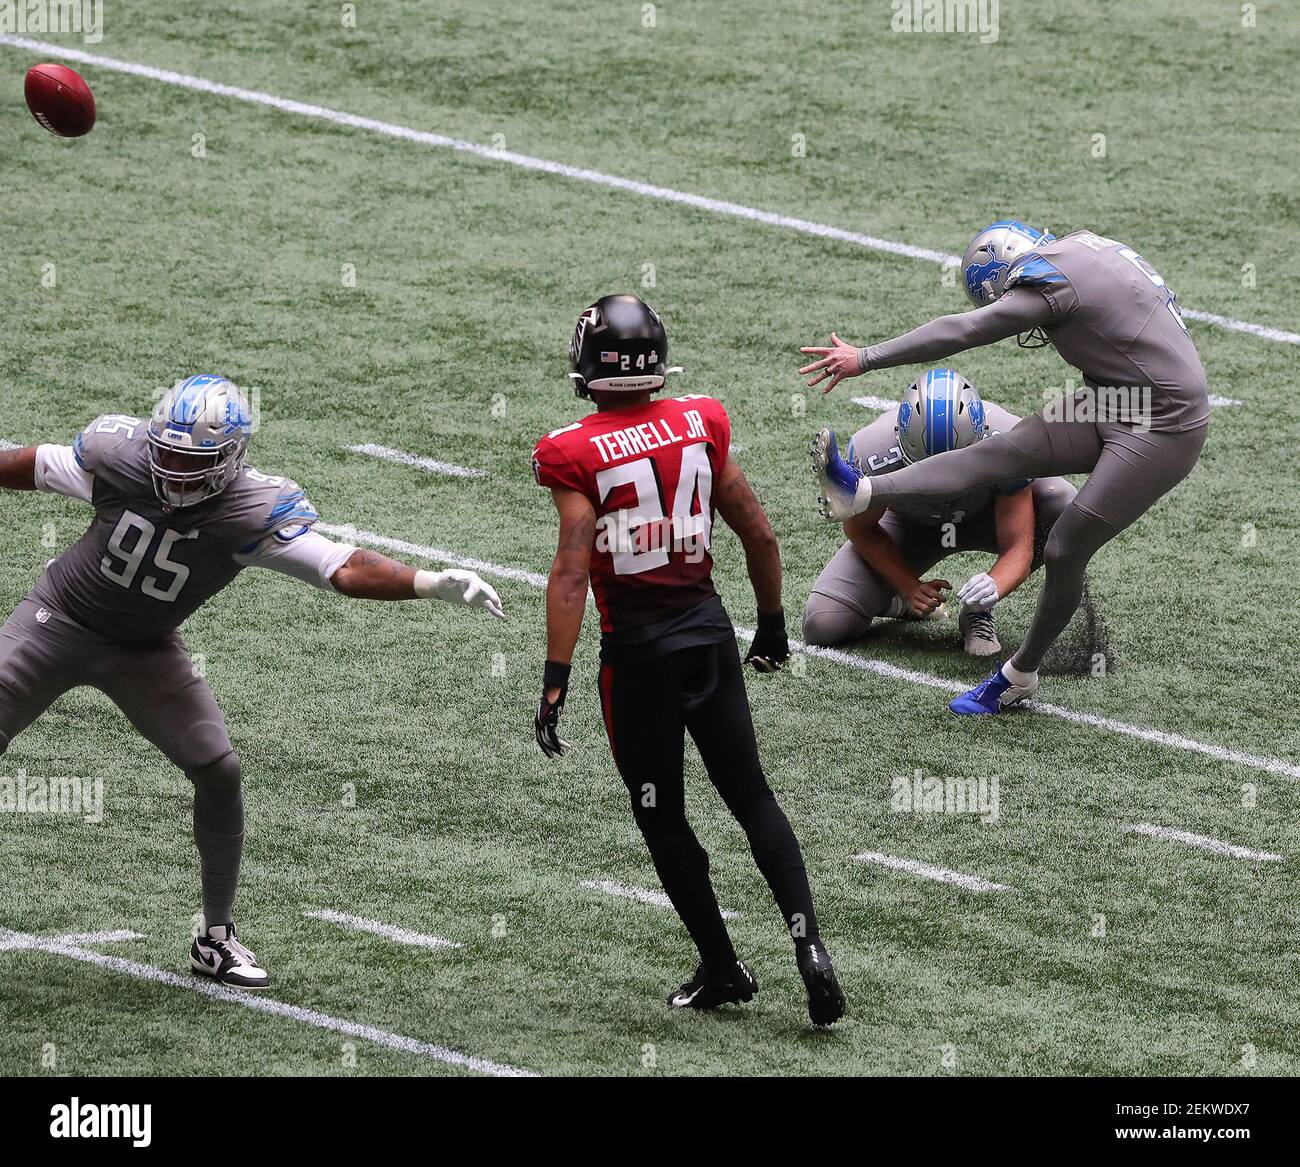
532, 393, 732, 643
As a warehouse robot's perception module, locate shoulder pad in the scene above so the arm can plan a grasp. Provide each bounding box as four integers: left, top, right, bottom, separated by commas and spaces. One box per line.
1006, 254, 1070, 290
74, 414, 145, 471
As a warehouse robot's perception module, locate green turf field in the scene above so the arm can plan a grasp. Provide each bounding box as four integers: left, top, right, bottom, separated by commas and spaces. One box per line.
1, 0, 1297, 1077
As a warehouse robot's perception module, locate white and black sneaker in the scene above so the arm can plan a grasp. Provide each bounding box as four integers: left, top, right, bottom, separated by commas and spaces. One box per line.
668, 960, 758, 1011
190, 918, 269, 989
959, 608, 1001, 657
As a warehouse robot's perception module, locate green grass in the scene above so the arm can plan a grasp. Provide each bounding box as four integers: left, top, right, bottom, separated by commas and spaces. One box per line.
0, 0, 1297, 1076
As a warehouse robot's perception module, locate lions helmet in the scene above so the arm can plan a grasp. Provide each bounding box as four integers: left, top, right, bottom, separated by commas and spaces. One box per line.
568, 294, 667, 397
148, 374, 253, 509
960, 220, 1055, 307
895, 369, 987, 465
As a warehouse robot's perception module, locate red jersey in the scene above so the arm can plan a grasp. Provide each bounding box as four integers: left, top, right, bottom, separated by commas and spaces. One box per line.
532, 394, 731, 639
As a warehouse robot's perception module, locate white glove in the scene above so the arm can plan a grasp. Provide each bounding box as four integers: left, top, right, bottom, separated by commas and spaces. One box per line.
957, 571, 999, 611
414, 568, 505, 618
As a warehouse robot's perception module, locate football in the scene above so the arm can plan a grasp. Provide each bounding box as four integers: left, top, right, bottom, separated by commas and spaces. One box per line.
24, 62, 96, 138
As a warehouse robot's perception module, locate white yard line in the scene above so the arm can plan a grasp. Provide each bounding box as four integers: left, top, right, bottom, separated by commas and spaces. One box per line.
853, 851, 1012, 892
343, 443, 488, 479
310, 520, 1300, 781
0, 927, 532, 1076
0, 927, 142, 952
304, 908, 462, 951
0, 438, 19, 450
852, 395, 900, 413
1122, 823, 1284, 863
581, 879, 739, 919
1207, 394, 1243, 407
315, 522, 548, 588
1, 34, 1294, 348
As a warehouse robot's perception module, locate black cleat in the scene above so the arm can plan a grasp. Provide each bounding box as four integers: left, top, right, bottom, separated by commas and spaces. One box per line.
798, 943, 845, 1027
668, 960, 758, 1011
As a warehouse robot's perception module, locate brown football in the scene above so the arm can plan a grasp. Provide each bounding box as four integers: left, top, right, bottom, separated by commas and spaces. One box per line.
25, 62, 96, 138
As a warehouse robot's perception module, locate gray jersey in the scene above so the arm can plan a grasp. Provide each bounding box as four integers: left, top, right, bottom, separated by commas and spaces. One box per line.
858, 231, 1210, 433
31, 414, 321, 642
846, 401, 1026, 526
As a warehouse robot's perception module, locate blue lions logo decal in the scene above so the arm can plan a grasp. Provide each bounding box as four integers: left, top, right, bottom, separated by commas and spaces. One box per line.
965, 256, 1009, 301
968, 398, 986, 436
222, 397, 252, 437
897, 400, 913, 436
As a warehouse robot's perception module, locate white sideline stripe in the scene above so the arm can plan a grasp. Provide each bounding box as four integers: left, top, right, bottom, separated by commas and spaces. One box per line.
0, 927, 143, 952
311, 520, 1300, 781
344, 443, 488, 479
0, 438, 19, 450
1208, 394, 1243, 407
0, 927, 533, 1076
581, 879, 739, 920
853, 851, 1011, 892
1179, 309, 1300, 346
304, 909, 462, 951
315, 522, 548, 588
852, 395, 898, 413
0, 35, 1293, 349
1123, 823, 1283, 863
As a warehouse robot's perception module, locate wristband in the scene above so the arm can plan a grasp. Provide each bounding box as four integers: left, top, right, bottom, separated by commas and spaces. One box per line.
413, 569, 440, 599
543, 659, 572, 690
756, 608, 785, 635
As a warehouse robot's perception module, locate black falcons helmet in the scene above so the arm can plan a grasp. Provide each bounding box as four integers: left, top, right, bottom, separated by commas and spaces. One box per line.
568, 294, 668, 397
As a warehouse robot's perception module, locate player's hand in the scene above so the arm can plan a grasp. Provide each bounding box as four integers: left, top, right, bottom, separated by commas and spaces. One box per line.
957, 571, 1000, 611
535, 684, 570, 757
908, 578, 951, 617
417, 569, 505, 618
745, 608, 790, 673
798, 333, 861, 394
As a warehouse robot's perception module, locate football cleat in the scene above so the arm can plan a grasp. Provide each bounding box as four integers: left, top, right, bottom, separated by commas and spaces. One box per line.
668, 960, 758, 1011
797, 942, 845, 1027
959, 609, 1002, 657
811, 427, 869, 522
190, 918, 269, 989
949, 666, 1038, 715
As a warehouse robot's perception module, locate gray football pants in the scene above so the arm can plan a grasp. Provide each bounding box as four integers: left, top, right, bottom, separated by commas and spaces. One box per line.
862, 403, 1208, 671
0, 596, 244, 924
804, 476, 1077, 646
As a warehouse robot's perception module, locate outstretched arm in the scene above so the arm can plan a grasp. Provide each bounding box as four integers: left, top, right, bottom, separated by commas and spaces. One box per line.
0, 447, 39, 491
237, 532, 503, 615
799, 287, 1053, 392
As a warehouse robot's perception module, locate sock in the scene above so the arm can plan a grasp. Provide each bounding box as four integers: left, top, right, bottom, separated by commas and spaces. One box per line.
1001, 661, 1038, 688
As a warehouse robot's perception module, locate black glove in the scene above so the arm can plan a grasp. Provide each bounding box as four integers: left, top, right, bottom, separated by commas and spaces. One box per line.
745, 608, 790, 673
535, 659, 571, 757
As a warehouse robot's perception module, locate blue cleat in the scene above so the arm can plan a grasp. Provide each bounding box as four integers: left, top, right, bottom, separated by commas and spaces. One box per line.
810, 427, 868, 522
949, 666, 1039, 715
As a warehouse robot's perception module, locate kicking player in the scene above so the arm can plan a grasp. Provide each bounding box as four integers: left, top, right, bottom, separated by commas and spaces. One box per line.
801, 222, 1209, 713
532, 294, 844, 1026
0, 375, 504, 987
804, 368, 1077, 657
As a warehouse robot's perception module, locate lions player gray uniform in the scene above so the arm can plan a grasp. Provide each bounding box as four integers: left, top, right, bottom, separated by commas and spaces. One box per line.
804, 403, 1076, 644
1, 414, 354, 935
812, 228, 1209, 682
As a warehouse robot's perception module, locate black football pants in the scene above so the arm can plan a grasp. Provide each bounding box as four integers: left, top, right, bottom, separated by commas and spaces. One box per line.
598, 636, 820, 974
